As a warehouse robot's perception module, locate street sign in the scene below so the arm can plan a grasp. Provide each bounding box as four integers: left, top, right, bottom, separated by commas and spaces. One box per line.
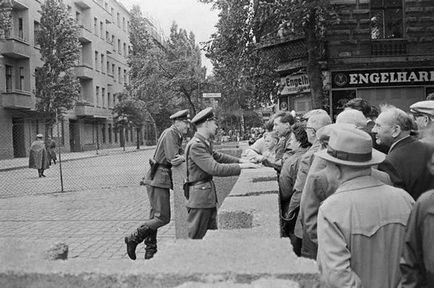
202, 93, 221, 98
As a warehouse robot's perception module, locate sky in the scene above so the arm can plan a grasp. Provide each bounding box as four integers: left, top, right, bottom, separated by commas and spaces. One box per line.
120, 0, 219, 75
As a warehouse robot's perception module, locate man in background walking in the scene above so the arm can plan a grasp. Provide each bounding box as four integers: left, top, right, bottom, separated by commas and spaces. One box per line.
29, 134, 50, 178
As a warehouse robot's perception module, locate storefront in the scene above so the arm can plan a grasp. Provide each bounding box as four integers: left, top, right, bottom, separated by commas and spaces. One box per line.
331, 68, 434, 118
278, 73, 312, 115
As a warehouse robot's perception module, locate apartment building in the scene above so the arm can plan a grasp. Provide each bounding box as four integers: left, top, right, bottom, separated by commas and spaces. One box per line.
259, 0, 434, 118
0, 0, 161, 159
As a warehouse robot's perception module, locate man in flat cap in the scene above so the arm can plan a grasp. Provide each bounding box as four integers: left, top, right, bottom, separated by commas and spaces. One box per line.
185, 107, 258, 239
29, 134, 50, 178
125, 109, 190, 260
316, 125, 414, 288
410, 100, 434, 143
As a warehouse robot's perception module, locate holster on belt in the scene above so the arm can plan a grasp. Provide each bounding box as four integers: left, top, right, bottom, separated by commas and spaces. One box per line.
183, 176, 213, 200
149, 158, 158, 180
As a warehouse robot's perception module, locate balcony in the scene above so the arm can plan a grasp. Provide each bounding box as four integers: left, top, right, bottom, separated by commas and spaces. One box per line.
74, 0, 90, 9
75, 103, 112, 119
78, 25, 93, 43
2, 90, 34, 110
1, 37, 31, 59
74, 65, 93, 79
371, 39, 407, 56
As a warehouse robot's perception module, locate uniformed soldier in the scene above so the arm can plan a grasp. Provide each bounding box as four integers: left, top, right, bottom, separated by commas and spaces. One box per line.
125, 109, 190, 260
185, 107, 258, 239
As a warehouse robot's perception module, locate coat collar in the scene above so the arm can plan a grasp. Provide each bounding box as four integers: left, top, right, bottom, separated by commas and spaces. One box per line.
388, 135, 414, 153
335, 175, 385, 194
194, 132, 211, 148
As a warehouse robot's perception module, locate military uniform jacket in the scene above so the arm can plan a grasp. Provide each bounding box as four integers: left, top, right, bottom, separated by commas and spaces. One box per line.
186, 132, 241, 209
144, 125, 184, 189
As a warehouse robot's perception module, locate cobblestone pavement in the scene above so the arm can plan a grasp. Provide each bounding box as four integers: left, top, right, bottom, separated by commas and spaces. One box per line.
0, 150, 175, 260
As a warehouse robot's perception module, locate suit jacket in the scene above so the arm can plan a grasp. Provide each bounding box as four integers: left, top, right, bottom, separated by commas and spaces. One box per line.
401, 189, 434, 288
186, 132, 241, 209
144, 125, 184, 189
317, 176, 414, 288
378, 136, 434, 200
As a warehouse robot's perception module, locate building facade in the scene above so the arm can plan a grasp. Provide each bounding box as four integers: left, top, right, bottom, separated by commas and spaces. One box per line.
259, 0, 434, 119
0, 0, 161, 159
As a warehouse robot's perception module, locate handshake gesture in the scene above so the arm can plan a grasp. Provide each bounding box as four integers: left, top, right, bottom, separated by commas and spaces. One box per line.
239, 158, 261, 169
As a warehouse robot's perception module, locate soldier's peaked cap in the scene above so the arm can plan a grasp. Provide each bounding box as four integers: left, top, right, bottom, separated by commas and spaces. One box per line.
170, 109, 190, 120
410, 100, 434, 117
191, 107, 215, 125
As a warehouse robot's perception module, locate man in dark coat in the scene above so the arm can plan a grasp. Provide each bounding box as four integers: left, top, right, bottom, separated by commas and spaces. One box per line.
372, 105, 434, 200
29, 134, 50, 177
124, 109, 190, 260
185, 107, 258, 239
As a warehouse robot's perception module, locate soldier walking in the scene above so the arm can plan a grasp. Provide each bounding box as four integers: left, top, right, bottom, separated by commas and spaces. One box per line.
124, 109, 190, 260
185, 107, 258, 239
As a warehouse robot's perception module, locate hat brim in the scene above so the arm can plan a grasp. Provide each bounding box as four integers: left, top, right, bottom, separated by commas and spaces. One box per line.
315, 148, 385, 167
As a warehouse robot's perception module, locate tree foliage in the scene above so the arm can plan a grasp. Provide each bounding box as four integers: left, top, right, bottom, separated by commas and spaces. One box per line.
127, 6, 206, 133
35, 0, 81, 117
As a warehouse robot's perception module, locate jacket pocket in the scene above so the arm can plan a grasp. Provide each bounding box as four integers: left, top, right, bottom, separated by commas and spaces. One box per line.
188, 181, 215, 208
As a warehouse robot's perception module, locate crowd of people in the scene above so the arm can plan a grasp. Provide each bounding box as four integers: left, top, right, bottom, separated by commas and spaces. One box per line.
247, 97, 434, 287
123, 97, 433, 287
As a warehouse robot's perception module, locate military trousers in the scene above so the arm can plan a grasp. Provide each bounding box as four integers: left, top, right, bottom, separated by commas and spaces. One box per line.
187, 207, 218, 239
144, 185, 171, 230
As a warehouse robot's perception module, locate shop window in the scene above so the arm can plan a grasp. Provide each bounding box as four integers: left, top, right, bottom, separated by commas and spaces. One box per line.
370, 0, 403, 39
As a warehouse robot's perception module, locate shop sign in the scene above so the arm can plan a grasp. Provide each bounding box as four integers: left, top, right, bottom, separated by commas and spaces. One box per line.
332, 68, 434, 89
281, 74, 310, 95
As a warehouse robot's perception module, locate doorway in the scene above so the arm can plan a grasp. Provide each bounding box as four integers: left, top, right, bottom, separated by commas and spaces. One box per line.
12, 118, 26, 157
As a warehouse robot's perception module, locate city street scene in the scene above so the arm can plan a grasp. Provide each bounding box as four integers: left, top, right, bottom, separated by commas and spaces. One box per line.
1, 0, 434, 287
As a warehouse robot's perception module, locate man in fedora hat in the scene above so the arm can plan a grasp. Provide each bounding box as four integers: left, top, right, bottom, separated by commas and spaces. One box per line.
316, 126, 414, 288
124, 109, 190, 260
29, 134, 50, 178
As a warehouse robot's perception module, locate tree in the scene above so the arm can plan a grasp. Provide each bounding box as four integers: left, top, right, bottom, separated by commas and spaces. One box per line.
199, 0, 279, 134
255, 0, 339, 109
35, 0, 81, 136
112, 93, 154, 149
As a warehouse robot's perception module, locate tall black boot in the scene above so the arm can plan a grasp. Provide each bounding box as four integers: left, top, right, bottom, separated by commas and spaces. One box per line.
38, 169, 42, 177
144, 229, 158, 260
124, 225, 153, 260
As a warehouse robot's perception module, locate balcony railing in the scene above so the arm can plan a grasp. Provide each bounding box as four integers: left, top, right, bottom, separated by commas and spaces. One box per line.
2, 90, 34, 110
371, 39, 407, 56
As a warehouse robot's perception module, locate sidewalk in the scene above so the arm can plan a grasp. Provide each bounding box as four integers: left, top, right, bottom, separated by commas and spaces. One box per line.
0, 145, 156, 172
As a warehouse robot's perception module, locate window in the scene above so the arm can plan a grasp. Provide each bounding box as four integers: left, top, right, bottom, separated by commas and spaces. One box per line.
5, 65, 12, 92
100, 21, 104, 37
111, 7, 114, 16
108, 92, 111, 108
118, 67, 121, 82
96, 86, 100, 106
112, 35, 115, 49
94, 17, 98, 34
102, 87, 105, 107
33, 21, 40, 46
123, 43, 127, 57
112, 64, 115, 76
101, 54, 104, 73
370, 0, 403, 39
18, 18, 23, 39
19, 67, 24, 90
107, 61, 110, 74
123, 69, 127, 84
117, 39, 121, 55
127, 21, 130, 32
117, 12, 120, 27
94, 51, 98, 70
122, 17, 126, 31
104, 2, 108, 11
106, 31, 109, 42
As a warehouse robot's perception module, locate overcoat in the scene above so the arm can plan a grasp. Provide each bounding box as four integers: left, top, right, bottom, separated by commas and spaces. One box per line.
317, 176, 414, 288
379, 136, 434, 200
29, 140, 50, 170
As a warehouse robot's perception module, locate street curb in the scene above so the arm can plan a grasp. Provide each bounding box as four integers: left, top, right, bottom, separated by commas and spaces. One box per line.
0, 146, 156, 172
